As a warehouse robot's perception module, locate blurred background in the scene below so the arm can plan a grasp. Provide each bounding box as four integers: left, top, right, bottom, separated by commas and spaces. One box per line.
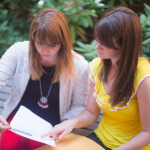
0, 0, 150, 62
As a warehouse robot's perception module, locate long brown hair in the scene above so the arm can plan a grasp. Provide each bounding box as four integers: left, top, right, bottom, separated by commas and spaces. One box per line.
29, 8, 76, 83
94, 7, 143, 107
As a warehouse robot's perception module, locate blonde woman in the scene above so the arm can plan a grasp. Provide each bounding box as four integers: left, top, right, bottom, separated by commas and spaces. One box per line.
0, 8, 89, 149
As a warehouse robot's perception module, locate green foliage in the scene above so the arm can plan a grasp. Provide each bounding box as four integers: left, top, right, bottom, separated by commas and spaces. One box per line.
74, 39, 97, 62
140, 3, 150, 59
42, 0, 106, 44
76, 2, 150, 61
0, 0, 150, 62
0, 0, 41, 56
101, 0, 142, 7
0, 0, 107, 57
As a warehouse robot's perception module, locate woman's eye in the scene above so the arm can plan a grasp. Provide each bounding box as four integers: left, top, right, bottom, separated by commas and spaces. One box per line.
50, 45, 55, 47
36, 42, 42, 45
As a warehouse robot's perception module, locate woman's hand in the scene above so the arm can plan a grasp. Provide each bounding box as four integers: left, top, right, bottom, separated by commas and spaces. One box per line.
41, 119, 77, 140
0, 115, 10, 134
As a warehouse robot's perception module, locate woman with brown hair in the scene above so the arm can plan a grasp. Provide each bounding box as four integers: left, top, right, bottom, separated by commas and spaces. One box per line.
43, 7, 150, 150
0, 8, 89, 149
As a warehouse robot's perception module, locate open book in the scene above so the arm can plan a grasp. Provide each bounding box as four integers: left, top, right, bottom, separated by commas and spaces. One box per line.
9, 106, 56, 147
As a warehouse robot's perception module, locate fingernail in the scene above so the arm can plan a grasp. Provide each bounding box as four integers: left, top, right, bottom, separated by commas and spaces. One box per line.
50, 136, 52, 138
9, 127, 11, 129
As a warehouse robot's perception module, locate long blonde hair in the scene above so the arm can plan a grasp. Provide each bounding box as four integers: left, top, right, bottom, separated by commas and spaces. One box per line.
29, 8, 76, 83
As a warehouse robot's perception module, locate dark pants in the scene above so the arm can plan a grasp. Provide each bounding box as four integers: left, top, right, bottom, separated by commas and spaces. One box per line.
87, 132, 112, 150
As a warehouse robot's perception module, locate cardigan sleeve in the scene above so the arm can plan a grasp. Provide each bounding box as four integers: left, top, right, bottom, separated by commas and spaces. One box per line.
61, 56, 89, 120
0, 43, 19, 89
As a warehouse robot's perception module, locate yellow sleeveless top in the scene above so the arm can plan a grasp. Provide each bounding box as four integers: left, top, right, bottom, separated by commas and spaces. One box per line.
89, 57, 150, 150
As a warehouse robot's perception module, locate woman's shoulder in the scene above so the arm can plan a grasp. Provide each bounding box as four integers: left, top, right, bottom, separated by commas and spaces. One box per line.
89, 57, 101, 74
9, 41, 29, 49
1, 41, 29, 60
90, 57, 101, 66
6, 41, 29, 55
72, 51, 89, 68
134, 57, 150, 88
13, 41, 29, 52
137, 57, 150, 68
137, 57, 150, 75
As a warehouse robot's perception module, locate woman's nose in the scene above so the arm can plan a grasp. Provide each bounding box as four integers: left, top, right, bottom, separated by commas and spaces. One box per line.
96, 43, 100, 50
96, 42, 103, 50
42, 45, 50, 53
42, 49, 49, 54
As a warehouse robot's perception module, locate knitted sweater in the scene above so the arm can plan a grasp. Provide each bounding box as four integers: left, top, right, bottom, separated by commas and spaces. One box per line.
0, 41, 89, 121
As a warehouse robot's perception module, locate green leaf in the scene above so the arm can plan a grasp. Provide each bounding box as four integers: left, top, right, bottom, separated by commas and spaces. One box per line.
129, 0, 133, 5
78, 3, 90, 7
91, 40, 96, 46
72, 14, 79, 22
97, 3, 105, 7
145, 32, 150, 36
71, 8, 78, 13
143, 53, 149, 58
0, 20, 8, 27
86, 15, 93, 28
147, 20, 150, 26
84, 50, 97, 57
146, 15, 150, 22
95, 0, 103, 4
80, 10, 97, 17
76, 2, 83, 6
144, 3, 150, 12
142, 38, 150, 44
76, 41, 89, 49
120, 0, 127, 6
89, 10, 98, 17
1, 9, 8, 15
144, 3, 150, 16
46, 1, 55, 8
105, 0, 114, 7
142, 46, 150, 53
69, 25, 76, 44
75, 26, 86, 35
63, 6, 73, 11
74, 47, 88, 52
140, 14, 146, 24
85, 44, 96, 50
79, 17, 89, 27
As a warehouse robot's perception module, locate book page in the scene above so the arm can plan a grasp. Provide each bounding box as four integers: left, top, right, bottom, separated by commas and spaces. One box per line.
10, 106, 56, 147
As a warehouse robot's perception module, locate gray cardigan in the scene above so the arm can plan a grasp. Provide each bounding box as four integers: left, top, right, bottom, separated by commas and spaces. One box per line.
0, 41, 89, 121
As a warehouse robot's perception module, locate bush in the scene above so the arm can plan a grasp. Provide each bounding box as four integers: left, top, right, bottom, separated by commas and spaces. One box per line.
0, 0, 40, 56
0, 0, 150, 61
74, 40, 97, 62
140, 3, 150, 59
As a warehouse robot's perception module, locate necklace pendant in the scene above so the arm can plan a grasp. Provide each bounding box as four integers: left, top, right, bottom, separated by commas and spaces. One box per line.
38, 96, 49, 108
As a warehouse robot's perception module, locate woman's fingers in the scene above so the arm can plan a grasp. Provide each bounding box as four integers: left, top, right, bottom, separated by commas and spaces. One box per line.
0, 115, 9, 126
41, 120, 76, 140
41, 128, 61, 138
0, 115, 10, 134
54, 133, 62, 140
41, 127, 71, 140
0, 124, 10, 134
58, 128, 72, 140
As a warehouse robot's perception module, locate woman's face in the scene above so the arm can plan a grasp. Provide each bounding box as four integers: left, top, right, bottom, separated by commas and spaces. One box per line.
34, 41, 61, 61
96, 41, 121, 63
